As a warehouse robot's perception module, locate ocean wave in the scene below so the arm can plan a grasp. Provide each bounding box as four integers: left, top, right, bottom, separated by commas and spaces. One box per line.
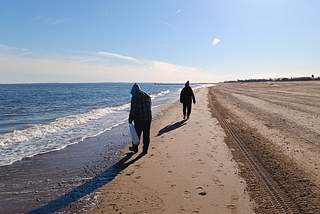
150, 89, 170, 99
0, 103, 130, 147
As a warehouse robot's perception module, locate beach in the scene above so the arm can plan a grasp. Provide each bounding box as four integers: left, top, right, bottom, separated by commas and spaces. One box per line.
87, 87, 254, 213
3, 82, 320, 213
87, 81, 320, 214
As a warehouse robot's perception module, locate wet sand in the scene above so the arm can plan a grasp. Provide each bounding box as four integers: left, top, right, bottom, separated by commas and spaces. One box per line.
0, 122, 131, 214
87, 87, 254, 213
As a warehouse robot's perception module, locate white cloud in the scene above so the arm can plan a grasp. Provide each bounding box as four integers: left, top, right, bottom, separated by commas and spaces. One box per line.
0, 44, 19, 52
96, 52, 137, 61
212, 38, 220, 45
175, 9, 181, 14
0, 48, 219, 83
160, 21, 177, 32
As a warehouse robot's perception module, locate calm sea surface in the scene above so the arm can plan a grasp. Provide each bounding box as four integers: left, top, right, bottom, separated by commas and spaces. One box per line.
0, 83, 209, 167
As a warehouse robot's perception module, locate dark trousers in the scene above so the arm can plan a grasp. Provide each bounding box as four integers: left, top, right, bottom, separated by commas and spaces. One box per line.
134, 119, 151, 153
183, 102, 192, 117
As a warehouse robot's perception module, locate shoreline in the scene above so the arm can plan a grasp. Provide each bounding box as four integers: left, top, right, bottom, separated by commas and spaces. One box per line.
87, 87, 254, 213
0, 122, 131, 214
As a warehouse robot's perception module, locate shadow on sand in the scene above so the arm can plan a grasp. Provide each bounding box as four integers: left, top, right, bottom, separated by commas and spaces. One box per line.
157, 119, 187, 136
26, 152, 145, 214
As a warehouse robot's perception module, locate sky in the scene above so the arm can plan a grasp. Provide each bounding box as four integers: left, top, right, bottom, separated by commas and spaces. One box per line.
0, 0, 320, 83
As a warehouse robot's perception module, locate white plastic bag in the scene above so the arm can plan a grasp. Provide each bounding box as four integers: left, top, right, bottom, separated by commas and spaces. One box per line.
129, 123, 140, 145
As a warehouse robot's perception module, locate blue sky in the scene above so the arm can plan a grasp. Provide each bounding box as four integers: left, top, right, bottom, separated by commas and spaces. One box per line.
1, 0, 319, 83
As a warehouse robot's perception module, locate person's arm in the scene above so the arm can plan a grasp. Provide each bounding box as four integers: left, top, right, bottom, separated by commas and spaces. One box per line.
191, 89, 196, 104
180, 88, 184, 103
129, 96, 137, 123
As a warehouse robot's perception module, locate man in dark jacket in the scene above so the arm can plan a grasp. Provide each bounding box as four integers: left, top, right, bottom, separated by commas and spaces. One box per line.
129, 83, 152, 154
180, 81, 196, 119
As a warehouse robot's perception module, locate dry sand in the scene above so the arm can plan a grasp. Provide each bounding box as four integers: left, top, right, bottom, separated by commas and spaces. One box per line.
87, 87, 255, 214
208, 81, 320, 213
87, 81, 320, 214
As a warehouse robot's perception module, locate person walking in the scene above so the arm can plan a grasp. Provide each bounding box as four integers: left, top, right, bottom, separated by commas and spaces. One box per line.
128, 83, 152, 154
180, 81, 196, 119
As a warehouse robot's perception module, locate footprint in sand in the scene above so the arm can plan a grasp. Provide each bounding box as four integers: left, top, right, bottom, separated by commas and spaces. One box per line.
197, 159, 205, 164
192, 174, 198, 178
228, 204, 236, 209
196, 187, 207, 196
212, 175, 224, 187
206, 153, 213, 159
191, 171, 202, 178
183, 191, 191, 199
212, 145, 218, 150
190, 151, 198, 156
229, 194, 239, 209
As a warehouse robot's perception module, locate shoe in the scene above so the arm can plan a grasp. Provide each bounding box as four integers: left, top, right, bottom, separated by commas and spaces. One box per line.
129, 146, 138, 153
140, 151, 148, 156
183, 115, 186, 119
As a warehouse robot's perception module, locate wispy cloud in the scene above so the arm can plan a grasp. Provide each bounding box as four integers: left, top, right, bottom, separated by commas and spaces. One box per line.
212, 38, 220, 45
96, 52, 137, 61
175, 9, 181, 14
0, 44, 19, 52
160, 21, 177, 32
0, 45, 219, 83
32, 16, 72, 25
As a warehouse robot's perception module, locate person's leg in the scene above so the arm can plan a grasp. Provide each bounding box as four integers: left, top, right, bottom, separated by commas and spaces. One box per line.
183, 103, 187, 119
187, 103, 192, 118
134, 121, 143, 139
142, 119, 151, 154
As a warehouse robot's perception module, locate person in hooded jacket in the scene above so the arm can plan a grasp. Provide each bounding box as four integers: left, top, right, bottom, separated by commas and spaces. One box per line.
128, 83, 152, 154
180, 81, 196, 119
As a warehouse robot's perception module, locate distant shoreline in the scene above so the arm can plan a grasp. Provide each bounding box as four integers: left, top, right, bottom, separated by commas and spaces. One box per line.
225, 76, 320, 83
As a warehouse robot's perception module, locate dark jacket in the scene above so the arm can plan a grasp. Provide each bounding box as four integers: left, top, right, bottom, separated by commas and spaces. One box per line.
180, 86, 195, 104
129, 84, 152, 122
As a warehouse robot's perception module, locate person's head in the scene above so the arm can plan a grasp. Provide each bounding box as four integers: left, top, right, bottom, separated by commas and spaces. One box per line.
185, 81, 190, 87
131, 83, 141, 95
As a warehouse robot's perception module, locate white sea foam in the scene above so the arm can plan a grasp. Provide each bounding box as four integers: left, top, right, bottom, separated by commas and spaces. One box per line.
0, 103, 132, 166
150, 89, 170, 99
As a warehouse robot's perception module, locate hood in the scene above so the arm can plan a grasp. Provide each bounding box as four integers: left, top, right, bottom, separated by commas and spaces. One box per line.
185, 81, 190, 87
130, 83, 141, 95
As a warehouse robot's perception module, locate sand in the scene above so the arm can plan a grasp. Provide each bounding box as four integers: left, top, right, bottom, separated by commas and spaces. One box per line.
87, 87, 254, 214
208, 81, 320, 213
